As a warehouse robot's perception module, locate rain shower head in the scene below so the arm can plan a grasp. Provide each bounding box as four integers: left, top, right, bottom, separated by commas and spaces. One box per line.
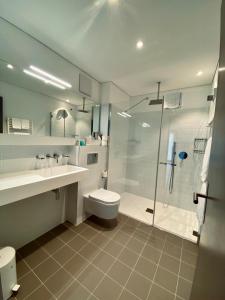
149, 99, 163, 105
148, 82, 164, 106
77, 97, 89, 113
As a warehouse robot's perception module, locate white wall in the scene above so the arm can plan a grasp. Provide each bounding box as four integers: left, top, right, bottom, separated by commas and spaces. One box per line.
71, 145, 107, 224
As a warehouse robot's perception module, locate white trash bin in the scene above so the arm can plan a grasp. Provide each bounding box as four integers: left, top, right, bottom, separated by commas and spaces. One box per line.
0, 247, 17, 300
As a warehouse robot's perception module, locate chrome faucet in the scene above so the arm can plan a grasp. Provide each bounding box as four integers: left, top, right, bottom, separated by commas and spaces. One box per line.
53, 153, 60, 163
36, 154, 45, 160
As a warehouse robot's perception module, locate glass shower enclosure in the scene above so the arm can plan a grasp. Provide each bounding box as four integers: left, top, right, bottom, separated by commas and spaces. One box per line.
108, 89, 210, 242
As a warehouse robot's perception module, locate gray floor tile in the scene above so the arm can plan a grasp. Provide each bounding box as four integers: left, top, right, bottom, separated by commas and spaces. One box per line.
79, 243, 99, 261
45, 268, 73, 297
118, 248, 139, 268
108, 261, 132, 285
142, 244, 161, 264
126, 271, 152, 300
33, 257, 60, 282
148, 283, 174, 300
37, 233, 64, 255
135, 257, 157, 280
17, 272, 42, 300
68, 235, 87, 251
180, 262, 196, 281
119, 289, 140, 300
164, 241, 182, 259
137, 223, 153, 235
58, 280, 90, 300
166, 234, 183, 247
104, 240, 122, 257
25, 285, 54, 300
79, 226, 98, 240
16, 259, 30, 279
154, 266, 178, 293
183, 240, 198, 255
52, 244, 75, 266
113, 230, 130, 245
151, 228, 167, 240
64, 254, 89, 277
182, 250, 198, 266
159, 253, 180, 274
78, 264, 104, 291
91, 233, 110, 248
120, 224, 136, 235
148, 236, 165, 250
92, 250, 115, 272
94, 276, 122, 300
177, 277, 193, 300
133, 229, 149, 242
19, 242, 49, 269
126, 237, 145, 254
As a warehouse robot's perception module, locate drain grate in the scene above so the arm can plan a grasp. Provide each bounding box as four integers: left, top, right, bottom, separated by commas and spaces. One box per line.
146, 208, 154, 214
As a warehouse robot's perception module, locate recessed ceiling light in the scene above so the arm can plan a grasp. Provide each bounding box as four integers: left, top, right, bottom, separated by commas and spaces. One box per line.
108, 0, 119, 4
136, 40, 144, 49
196, 71, 203, 76
66, 99, 70, 103
7, 64, 14, 69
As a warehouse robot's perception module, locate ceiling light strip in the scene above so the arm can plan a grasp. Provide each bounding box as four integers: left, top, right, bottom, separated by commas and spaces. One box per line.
23, 69, 66, 90
30, 65, 72, 88
117, 112, 127, 118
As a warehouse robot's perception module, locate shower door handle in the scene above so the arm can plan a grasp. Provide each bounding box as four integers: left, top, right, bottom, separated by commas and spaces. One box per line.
160, 162, 176, 166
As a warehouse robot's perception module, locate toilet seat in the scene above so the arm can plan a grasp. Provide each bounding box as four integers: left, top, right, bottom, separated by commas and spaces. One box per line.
88, 188, 120, 205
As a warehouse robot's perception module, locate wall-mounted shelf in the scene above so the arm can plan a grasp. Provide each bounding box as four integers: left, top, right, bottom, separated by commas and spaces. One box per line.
0, 134, 75, 146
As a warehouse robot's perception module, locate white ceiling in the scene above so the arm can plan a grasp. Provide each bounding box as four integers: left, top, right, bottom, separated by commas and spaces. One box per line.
0, 0, 221, 96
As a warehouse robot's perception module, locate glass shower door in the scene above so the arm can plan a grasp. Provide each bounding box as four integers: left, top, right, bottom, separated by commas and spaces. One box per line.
154, 106, 209, 241
112, 101, 162, 225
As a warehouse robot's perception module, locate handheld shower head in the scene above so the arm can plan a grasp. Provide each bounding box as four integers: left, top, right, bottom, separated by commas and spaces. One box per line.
56, 109, 68, 120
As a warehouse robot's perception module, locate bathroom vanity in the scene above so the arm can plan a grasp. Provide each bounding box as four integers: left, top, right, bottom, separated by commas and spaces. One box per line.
0, 165, 88, 207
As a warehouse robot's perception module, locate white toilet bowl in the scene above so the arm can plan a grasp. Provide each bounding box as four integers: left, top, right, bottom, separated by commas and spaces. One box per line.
84, 188, 120, 220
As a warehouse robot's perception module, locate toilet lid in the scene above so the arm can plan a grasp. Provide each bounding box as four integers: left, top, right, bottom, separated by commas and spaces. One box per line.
89, 188, 120, 204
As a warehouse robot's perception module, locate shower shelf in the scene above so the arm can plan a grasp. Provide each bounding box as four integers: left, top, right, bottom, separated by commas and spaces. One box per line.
193, 138, 207, 154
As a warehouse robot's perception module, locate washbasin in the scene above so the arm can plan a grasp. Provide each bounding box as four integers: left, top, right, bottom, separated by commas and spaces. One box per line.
37, 165, 86, 178
0, 165, 88, 207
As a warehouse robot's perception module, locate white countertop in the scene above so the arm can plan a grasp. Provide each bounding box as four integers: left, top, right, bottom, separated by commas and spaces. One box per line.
0, 165, 88, 207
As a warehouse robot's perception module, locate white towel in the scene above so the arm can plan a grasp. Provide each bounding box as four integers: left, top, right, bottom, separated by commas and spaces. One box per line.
21, 119, 30, 130
197, 182, 208, 233
208, 100, 216, 125
200, 137, 212, 182
12, 118, 21, 129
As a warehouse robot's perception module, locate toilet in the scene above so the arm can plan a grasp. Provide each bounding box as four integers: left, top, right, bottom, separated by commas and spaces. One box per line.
84, 188, 120, 220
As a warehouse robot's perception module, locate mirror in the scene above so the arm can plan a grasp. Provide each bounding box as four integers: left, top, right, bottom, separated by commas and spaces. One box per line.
0, 17, 101, 138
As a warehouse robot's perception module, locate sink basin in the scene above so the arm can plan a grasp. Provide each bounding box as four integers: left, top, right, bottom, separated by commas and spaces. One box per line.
0, 165, 88, 207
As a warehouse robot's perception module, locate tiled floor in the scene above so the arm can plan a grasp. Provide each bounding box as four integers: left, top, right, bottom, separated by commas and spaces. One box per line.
13, 214, 198, 300
120, 192, 198, 242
